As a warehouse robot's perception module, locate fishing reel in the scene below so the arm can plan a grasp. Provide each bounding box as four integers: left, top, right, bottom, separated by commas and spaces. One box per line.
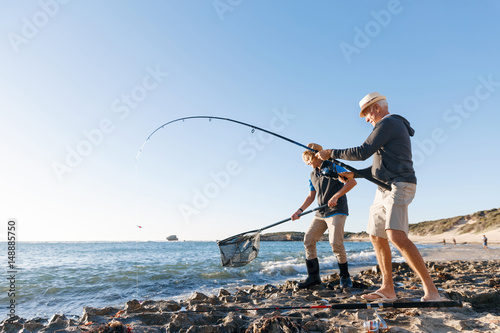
320, 165, 339, 179
363, 311, 389, 332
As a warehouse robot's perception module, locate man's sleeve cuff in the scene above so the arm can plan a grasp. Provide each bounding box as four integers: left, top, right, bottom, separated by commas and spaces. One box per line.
330, 149, 338, 159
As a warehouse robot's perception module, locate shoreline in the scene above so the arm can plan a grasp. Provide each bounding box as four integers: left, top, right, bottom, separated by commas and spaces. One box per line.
2, 246, 500, 332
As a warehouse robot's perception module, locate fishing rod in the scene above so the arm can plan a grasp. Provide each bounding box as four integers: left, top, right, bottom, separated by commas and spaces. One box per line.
136, 116, 391, 190
172, 300, 462, 314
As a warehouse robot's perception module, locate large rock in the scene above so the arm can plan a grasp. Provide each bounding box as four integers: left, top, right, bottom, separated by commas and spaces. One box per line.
80, 306, 122, 324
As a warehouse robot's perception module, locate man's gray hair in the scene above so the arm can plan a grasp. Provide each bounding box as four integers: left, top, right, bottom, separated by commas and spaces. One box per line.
376, 99, 388, 109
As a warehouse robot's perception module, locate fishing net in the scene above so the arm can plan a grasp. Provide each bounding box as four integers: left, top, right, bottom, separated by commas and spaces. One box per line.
217, 231, 261, 267
216, 205, 326, 267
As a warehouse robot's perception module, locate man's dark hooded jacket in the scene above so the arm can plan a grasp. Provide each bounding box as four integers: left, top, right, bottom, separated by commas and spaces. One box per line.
330, 114, 417, 185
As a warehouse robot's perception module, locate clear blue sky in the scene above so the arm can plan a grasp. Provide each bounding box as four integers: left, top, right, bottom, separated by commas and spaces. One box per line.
1, 1, 499, 241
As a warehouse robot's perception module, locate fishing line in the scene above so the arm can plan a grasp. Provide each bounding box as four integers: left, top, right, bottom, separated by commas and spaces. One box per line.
134, 162, 142, 300
135, 241, 139, 298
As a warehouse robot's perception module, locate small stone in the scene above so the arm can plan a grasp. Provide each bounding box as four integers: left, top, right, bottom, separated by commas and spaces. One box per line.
190, 292, 210, 302
218, 289, 231, 297
125, 299, 142, 313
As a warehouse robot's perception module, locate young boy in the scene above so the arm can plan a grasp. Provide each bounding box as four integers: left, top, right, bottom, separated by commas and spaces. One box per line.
292, 143, 357, 289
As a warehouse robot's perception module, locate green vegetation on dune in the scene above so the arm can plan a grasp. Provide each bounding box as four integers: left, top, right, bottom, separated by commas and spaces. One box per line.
409, 207, 500, 236
409, 216, 463, 236
457, 208, 500, 234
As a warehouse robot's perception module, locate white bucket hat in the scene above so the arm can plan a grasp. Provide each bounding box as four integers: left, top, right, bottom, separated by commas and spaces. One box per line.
359, 92, 386, 117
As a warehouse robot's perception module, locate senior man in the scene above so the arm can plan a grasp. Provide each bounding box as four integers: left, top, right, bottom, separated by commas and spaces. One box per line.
316, 92, 440, 302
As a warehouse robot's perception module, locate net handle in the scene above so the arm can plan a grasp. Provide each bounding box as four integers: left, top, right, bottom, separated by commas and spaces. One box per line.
217, 204, 328, 244
258, 204, 328, 232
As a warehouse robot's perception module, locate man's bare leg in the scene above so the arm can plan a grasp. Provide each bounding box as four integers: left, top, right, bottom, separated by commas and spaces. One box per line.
363, 235, 397, 300
387, 229, 440, 301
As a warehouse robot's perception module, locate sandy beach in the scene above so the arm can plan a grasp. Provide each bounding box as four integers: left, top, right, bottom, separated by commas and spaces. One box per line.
2, 244, 499, 333
409, 225, 500, 247
345, 224, 500, 247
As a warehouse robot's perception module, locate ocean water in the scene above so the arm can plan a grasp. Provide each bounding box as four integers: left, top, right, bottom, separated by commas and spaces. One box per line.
0, 241, 438, 320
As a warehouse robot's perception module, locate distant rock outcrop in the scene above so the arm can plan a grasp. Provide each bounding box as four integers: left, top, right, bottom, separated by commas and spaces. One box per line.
260, 231, 368, 241
167, 235, 178, 241
260, 232, 304, 241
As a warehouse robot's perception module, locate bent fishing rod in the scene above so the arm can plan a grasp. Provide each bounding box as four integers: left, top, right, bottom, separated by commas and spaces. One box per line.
136, 116, 391, 190
170, 300, 462, 314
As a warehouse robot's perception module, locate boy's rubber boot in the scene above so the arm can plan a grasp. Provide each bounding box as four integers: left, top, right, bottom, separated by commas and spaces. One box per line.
298, 258, 321, 289
339, 262, 353, 288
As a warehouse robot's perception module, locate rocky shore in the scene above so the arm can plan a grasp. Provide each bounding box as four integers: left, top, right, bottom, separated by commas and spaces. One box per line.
2, 259, 500, 333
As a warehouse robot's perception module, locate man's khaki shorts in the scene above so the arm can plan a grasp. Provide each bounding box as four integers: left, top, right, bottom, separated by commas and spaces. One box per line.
367, 182, 416, 239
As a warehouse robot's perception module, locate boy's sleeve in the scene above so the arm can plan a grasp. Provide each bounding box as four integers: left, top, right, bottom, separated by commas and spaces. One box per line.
309, 179, 315, 191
